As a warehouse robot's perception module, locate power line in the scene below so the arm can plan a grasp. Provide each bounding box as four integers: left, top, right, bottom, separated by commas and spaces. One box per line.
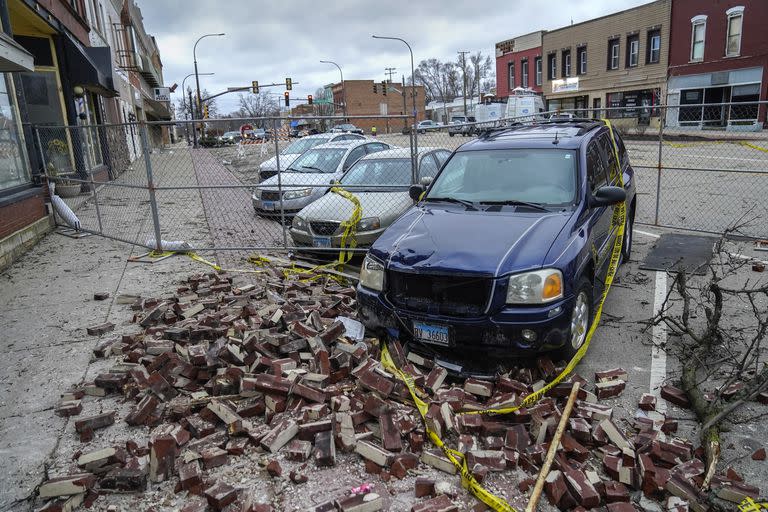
384, 67, 396, 83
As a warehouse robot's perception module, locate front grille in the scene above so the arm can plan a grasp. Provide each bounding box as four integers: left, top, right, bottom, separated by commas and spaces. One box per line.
310, 221, 341, 236
259, 170, 277, 182
261, 191, 281, 202
387, 271, 492, 317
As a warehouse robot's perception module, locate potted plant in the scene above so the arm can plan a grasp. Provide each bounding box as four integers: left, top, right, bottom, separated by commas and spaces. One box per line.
46, 139, 81, 198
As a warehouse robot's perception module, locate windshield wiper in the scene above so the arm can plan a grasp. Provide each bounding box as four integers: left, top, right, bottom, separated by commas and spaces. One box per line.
300, 165, 326, 173
425, 197, 478, 210
285, 167, 300, 172
479, 200, 549, 212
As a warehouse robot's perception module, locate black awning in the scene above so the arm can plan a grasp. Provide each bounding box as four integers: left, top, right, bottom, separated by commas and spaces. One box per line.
62, 34, 117, 98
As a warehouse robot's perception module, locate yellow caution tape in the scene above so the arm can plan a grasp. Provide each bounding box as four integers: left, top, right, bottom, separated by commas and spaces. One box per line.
379, 119, 627, 511
739, 141, 768, 153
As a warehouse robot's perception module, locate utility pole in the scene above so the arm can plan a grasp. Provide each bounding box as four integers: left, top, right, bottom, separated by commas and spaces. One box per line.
475, 58, 482, 105
458, 50, 470, 119
384, 67, 396, 83
401, 74, 408, 132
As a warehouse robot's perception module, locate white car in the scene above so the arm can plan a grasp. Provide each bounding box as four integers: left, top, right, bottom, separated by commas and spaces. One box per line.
258, 132, 365, 182
417, 120, 442, 133
252, 139, 394, 217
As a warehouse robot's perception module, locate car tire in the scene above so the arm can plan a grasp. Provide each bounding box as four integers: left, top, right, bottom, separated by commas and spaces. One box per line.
449, 133, 455, 137
554, 276, 593, 363
620, 206, 634, 264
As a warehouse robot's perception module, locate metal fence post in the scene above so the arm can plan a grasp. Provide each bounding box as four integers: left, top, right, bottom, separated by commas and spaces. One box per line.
654, 106, 665, 226
89, 131, 104, 234
273, 118, 288, 248
139, 123, 163, 252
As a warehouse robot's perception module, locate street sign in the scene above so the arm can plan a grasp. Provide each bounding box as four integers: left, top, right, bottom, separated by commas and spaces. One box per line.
153, 87, 170, 101
240, 124, 253, 136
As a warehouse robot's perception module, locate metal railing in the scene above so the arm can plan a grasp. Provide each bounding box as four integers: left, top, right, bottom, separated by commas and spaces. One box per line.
36, 104, 768, 266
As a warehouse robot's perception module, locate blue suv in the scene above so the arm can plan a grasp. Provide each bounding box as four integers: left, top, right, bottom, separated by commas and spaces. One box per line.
356, 121, 636, 372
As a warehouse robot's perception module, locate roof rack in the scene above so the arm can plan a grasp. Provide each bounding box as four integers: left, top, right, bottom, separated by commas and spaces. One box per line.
477, 122, 523, 139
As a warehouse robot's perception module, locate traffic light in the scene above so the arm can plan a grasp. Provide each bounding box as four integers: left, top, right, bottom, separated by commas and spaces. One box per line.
307, 94, 313, 105
251, 80, 259, 94
373, 83, 378, 94
284, 91, 290, 107
202, 104, 209, 118
285, 78, 292, 91
381, 81, 387, 96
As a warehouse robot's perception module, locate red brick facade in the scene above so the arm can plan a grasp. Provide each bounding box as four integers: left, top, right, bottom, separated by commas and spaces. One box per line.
0, 192, 47, 240
331, 80, 426, 134
496, 46, 544, 97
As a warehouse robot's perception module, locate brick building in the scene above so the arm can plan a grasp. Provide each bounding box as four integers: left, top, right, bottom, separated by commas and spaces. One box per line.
495, 30, 545, 98
330, 80, 425, 134
541, 0, 671, 128
666, 0, 768, 129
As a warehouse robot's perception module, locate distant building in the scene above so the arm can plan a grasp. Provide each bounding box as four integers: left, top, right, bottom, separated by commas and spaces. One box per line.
541, 0, 671, 128
495, 30, 545, 98
666, 0, 768, 129
330, 80, 425, 134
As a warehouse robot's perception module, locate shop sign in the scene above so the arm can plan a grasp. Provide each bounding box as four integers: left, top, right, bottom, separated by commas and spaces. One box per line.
552, 77, 579, 94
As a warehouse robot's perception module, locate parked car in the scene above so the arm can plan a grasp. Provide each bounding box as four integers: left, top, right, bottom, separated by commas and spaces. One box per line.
252, 140, 394, 217
448, 116, 477, 137
331, 123, 365, 135
416, 120, 442, 133
258, 132, 366, 182
290, 147, 452, 251
219, 131, 242, 145
357, 120, 636, 374
244, 128, 270, 141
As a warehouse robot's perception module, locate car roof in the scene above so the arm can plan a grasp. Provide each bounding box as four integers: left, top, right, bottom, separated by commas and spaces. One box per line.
458, 120, 604, 151
311, 140, 371, 150
356, 147, 444, 161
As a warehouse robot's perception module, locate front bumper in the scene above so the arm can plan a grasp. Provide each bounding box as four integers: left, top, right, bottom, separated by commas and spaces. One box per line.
356, 284, 574, 356
290, 227, 385, 249
252, 194, 311, 216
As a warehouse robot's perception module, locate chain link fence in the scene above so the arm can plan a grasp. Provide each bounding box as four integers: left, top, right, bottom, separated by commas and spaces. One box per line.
36, 104, 768, 265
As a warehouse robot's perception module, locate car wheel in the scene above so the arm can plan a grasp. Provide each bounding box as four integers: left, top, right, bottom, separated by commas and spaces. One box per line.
555, 277, 592, 362
449, 132, 454, 137
620, 207, 634, 264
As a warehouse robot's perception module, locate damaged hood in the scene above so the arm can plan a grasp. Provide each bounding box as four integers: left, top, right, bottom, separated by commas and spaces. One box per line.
372, 204, 572, 277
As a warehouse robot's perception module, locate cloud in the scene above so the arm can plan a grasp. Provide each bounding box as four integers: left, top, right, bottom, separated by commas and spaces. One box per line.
139, 0, 653, 114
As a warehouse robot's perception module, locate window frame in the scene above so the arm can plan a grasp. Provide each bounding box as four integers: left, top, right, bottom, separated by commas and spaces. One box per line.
646, 29, 661, 64
577, 46, 587, 75
626, 35, 639, 68
548, 54, 556, 80
586, 140, 609, 194
521, 58, 529, 88
607, 38, 620, 70
508, 61, 515, 89
534, 57, 542, 86
690, 15, 707, 62
562, 49, 571, 77
725, 7, 744, 57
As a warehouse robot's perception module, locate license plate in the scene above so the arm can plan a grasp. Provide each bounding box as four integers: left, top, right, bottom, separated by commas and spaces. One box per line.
413, 321, 450, 346
312, 236, 331, 248
262, 201, 274, 211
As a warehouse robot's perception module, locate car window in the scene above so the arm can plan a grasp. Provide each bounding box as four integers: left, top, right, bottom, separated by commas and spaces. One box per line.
586, 141, 608, 193
434, 150, 451, 166
365, 143, 389, 153
418, 154, 440, 180
427, 149, 577, 206
282, 137, 329, 155
612, 131, 629, 168
596, 133, 621, 184
344, 146, 367, 170
290, 148, 348, 173
342, 158, 411, 186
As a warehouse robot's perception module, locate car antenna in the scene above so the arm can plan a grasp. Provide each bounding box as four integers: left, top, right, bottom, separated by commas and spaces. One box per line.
552, 131, 559, 145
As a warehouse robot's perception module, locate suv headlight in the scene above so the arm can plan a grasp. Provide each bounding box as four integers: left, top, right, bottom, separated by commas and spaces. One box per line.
284, 188, 312, 200
356, 217, 381, 232
506, 269, 563, 304
360, 255, 385, 291
292, 216, 308, 232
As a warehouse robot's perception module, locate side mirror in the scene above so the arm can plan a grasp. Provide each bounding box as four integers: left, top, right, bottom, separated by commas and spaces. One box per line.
420, 176, 433, 187
591, 185, 626, 208
409, 184, 425, 201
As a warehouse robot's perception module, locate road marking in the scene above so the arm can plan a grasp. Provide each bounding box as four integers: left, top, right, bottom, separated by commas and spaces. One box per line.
650, 271, 668, 413
634, 228, 661, 239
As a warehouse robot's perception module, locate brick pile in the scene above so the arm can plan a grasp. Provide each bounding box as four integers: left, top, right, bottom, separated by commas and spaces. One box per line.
40, 269, 761, 511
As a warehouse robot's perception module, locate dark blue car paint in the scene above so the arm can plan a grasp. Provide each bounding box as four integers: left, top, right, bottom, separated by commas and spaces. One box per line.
357, 124, 636, 355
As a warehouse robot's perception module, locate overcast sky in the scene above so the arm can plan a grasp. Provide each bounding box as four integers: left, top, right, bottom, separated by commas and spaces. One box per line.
139, 0, 653, 114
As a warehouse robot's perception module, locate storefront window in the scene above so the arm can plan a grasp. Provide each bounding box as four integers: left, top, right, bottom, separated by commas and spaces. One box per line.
0, 74, 31, 191
606, 89, 659, 119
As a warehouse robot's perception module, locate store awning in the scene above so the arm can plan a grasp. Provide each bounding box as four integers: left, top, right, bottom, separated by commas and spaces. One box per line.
143, 97, 172, 121
0, 31, 33, 72
62, 34, 118, 98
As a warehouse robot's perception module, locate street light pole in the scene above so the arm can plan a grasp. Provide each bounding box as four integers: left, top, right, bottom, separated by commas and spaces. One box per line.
458, 50, 469, 120
320, 60, 346, 120
193, 32, 225, 146
182, 72, 213, 145
372, 35, 418, 183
